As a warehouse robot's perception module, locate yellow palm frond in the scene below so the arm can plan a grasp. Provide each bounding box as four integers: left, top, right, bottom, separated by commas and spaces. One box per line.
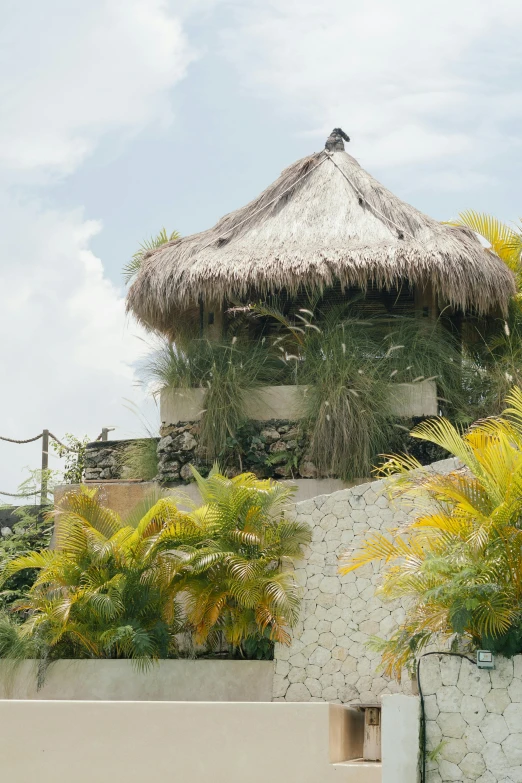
451, 211, 521, 273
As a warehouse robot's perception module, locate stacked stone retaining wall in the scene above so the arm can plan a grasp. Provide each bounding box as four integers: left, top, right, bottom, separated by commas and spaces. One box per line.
272, 458, 459, 705
422, 653, 522, 783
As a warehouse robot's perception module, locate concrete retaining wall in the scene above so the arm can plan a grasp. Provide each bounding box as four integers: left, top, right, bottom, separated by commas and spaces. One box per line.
0, 700, 379, 783
55, 477, 354, 518
273, 458, 459, 705
160, 381, 438, 426
382, 695, 420, 783
0, 659, 274, 702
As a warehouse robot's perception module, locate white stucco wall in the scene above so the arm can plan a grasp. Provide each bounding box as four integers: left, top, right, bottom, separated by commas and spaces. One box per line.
0, 700, 379, 783
382, 695, 421, 783
422, 653, 522, 783
0, 660, 274, 702
273, 458, 459, 704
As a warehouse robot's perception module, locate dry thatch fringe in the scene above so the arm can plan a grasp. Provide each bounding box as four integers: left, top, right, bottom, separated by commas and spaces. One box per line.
127, 147, 515, 338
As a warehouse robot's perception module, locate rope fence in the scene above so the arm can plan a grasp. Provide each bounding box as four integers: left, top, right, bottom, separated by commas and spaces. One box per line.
0, 427, 113, 502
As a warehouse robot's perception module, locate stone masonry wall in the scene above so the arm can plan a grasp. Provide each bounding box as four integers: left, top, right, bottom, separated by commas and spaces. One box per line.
422, 653, 522, 783
272, 458, 459, 705
157, 420, 313, 484
84, 441, 126, 481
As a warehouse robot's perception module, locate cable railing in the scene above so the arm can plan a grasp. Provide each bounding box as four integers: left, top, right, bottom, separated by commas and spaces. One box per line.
0, 427, 113, 504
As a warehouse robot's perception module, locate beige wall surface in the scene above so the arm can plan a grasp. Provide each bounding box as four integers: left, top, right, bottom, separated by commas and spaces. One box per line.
160, 381, 438, 426
54, 481, 160, 520
54, 477, 355, 517
381, 695, 420, 783
0, 660, 274, 702
0, 700, 380, 783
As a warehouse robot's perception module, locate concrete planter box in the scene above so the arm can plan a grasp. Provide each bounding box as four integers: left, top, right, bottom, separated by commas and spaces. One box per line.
0, 659, 274, 702
160, 381, 438, 426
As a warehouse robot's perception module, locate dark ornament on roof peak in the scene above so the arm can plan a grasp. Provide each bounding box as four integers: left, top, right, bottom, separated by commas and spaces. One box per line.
325, 127, 350, 151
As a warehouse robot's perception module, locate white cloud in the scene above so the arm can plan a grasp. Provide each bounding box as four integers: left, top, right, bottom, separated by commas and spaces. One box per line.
216, 0, 522, 172
0, 0, 192, 492
0, 194, 158, 493
0, 0, 192, 177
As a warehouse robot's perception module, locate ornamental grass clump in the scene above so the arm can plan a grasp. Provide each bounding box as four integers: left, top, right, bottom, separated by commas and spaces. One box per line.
340, 386, 522, 679
120, 437, 159, 481
143, 337, 284, 460
297, 315, 395, 480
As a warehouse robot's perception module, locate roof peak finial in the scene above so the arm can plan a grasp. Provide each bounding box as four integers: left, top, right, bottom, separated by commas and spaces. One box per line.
325, 127, 350, 152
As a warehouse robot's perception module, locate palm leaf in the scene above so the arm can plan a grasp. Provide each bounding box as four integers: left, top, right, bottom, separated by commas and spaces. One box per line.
123, 228, 180, 284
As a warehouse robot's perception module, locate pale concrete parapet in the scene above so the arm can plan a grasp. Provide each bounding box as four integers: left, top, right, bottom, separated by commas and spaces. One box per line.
160, 380, 438, 426
161, 384, 305, 424
0, 659, 274, 702
54, 477, 357, 516
382, 695, 420, 783
0, 700, 380, 783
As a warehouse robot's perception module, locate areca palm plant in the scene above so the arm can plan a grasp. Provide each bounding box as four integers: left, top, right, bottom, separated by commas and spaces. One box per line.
123, 228, 180, 284
171, 467, 311, 652
340, 387, 522, 679
451, 211, 522, 285
0, 471, 310, 671
0, 488, 186, 668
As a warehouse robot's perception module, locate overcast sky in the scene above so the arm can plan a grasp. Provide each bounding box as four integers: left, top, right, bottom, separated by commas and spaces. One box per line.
1, 0, 521, 493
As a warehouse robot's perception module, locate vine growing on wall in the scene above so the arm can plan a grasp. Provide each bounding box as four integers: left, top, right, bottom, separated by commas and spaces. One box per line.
51, 433, 89, 484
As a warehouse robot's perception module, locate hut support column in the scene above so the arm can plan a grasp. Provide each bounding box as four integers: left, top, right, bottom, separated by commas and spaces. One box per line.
202, 300, 224, 341
414, 281, 438, 321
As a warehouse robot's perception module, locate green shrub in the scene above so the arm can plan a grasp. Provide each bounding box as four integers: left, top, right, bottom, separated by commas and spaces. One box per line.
120, 438, 159, 481
0, 471, 310, 675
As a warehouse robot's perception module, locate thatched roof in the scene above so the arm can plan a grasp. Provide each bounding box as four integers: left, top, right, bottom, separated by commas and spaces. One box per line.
127, 129, 515, 336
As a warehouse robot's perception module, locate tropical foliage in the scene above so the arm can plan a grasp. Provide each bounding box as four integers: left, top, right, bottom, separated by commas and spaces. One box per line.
144, 338, 283, 460
0, 469, 310, 672
294, 309, 467, 479
243, 302, 471, 477
123, 228, 180, 284
451, 211, 522, 284
120, 437, 159, 481
51, 433, 89, 484
340, 387, 522, 678
171, 467, 310, 649
0, 506, 53, 612
0, 489, 184, 667
145, 299, 476, 479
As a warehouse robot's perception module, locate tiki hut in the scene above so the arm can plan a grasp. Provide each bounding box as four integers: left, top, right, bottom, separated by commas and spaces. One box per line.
127, 128, 515, 340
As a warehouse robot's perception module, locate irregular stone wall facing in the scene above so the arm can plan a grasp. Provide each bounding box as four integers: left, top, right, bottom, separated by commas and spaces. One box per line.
422, 653, 522, 783
84, 441, 126, 481
86, 417, 449, 485
272, 458, 459, 705
157, 420, 313, 484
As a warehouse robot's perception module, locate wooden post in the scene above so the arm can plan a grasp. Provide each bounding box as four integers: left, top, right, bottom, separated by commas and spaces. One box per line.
414, 281, 438, 320
41, 429, 49, 505
101, 428, 109, 442
363, 706, 381, 761
200, 299, 224, 341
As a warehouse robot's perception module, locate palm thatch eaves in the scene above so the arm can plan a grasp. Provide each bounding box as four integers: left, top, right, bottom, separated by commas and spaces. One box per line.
127, 129, 515, 337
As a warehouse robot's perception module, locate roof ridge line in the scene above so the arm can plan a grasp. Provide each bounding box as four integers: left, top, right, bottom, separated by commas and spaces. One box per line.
196, 152, 330, 253
324, 152, 418, 244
